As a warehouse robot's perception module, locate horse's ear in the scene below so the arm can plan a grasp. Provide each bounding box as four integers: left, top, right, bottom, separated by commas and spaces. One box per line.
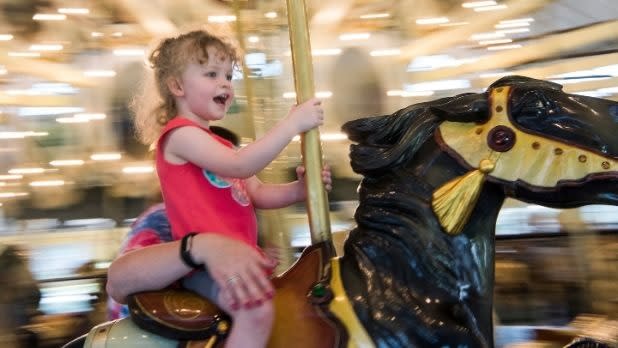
343, 103, 443, 175
342, 93, 489, 175
430, 92, 488, 123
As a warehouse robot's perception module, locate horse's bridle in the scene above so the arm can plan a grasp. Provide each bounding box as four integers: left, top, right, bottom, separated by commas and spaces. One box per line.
433, 86, 616, 234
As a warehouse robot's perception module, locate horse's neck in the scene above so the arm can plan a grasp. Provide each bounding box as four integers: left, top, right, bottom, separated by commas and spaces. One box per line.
347, 140, 505, 346
408, 138, 506, 282
416, 139, 505, 341
358, 137, 507, 232
414, 137, 506, 233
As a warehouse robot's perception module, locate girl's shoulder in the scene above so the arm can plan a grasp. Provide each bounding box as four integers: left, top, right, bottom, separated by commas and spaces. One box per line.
163, 117, 208, 132
160, 117, 233, 148
159, 117, 212, 142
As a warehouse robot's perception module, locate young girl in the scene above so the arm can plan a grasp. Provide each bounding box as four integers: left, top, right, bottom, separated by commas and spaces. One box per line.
129, 29, 330, 347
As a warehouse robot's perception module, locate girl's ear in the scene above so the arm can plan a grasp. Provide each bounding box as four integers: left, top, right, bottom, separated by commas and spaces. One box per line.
166, 77, 184, 97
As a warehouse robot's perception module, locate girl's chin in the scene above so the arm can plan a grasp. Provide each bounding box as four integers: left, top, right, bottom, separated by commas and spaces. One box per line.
211, 112, 227, 120
207, 107, 226, 118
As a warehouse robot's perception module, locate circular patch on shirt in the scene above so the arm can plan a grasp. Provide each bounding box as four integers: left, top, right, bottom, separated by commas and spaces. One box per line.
230, 178, 251, 206
202, 169, 251, 206
202, 169, 231, 188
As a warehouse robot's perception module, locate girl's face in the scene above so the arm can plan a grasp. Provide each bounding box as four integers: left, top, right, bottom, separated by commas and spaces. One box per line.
174, 46, 235, 124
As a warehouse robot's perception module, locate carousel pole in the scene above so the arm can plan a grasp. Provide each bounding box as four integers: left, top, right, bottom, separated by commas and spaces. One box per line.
285, 0, 332, 244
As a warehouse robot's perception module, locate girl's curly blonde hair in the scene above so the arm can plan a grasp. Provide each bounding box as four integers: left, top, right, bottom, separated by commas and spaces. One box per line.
131, 29, 240, 146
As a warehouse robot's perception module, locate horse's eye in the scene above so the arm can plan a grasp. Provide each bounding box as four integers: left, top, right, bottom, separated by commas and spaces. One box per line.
515, 90, 557, 120
520, 98, 547, 118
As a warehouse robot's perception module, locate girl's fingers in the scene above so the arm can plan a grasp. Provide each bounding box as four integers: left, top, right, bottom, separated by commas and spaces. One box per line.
222, 275, 243, 310
219, 288, 238, 311
261, 247, 281, 267
244, 268, 274, 307
256, 247, 278, 269
226, 272, 255, 309
226, 252, 275, 308
322, 167, 332, 190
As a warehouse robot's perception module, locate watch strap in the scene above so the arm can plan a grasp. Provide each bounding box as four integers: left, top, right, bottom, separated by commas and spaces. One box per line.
180, 232, 205, 269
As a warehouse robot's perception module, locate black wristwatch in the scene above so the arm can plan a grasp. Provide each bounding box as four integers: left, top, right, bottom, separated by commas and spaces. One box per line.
180, 232, 205, 269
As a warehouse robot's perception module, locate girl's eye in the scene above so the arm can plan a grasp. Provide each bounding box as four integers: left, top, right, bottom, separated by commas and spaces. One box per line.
205, 72, 217, 78
226, 74, 233, 81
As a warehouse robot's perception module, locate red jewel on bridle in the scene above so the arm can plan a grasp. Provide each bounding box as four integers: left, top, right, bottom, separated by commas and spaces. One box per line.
487, 125, 516, 152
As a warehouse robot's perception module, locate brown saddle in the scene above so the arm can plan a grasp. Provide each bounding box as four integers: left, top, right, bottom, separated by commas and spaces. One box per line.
128, 287, 229, 341
128, 242, 348, 347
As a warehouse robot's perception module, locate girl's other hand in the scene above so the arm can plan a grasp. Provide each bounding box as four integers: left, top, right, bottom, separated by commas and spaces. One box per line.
261, 245, 282, 273
296, 164, 332, 192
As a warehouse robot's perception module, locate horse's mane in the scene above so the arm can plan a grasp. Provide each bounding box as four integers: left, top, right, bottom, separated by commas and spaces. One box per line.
488, 75, 563, 90
342, 95, 482, 176
342, 102, 441, 176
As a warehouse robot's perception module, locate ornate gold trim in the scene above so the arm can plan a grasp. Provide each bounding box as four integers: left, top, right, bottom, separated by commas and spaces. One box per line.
432, 86, 617, 234
439, 86, 617, 187
328, 257, 374, 348
433, 86, 617, 234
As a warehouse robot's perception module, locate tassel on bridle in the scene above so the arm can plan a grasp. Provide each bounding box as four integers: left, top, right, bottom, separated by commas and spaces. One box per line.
432, 159, 495, 235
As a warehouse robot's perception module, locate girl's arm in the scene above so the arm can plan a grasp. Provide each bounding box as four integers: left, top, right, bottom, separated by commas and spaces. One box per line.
246, 176, 304, 209
106, 233, 277, 306
166, 98, 323, 179
246, 165, 332, 209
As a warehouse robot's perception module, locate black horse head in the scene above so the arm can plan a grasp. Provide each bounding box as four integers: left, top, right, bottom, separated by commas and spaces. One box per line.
435, 76, 618, 208
339, 76, 618, 347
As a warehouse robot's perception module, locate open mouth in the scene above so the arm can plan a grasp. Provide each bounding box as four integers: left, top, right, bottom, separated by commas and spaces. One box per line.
213, 93, 229, 105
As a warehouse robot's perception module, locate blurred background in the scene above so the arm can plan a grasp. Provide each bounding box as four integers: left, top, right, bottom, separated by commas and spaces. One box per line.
0, 0, 616, 347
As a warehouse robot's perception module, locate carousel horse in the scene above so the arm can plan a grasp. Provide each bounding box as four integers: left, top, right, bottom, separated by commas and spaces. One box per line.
73, 76, 618, 348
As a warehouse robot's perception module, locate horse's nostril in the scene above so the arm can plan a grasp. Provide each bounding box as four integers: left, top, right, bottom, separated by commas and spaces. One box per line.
487, 125, 516, 152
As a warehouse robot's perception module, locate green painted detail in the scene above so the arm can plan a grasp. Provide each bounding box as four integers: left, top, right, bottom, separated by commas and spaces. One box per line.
312, 283, 326, 298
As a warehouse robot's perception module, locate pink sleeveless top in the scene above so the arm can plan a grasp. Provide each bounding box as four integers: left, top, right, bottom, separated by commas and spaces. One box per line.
156, 117, 257, 246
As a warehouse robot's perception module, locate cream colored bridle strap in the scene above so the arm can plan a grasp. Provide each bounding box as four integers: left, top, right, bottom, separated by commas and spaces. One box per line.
433, 86, 617, 234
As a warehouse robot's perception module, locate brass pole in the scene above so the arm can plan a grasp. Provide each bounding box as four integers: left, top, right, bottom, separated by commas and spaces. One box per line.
285, 0, 332, 244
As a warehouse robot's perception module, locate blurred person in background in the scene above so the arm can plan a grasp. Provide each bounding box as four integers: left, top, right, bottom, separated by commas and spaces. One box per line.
0, 244, 41, 347
559, 209, 618, 318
